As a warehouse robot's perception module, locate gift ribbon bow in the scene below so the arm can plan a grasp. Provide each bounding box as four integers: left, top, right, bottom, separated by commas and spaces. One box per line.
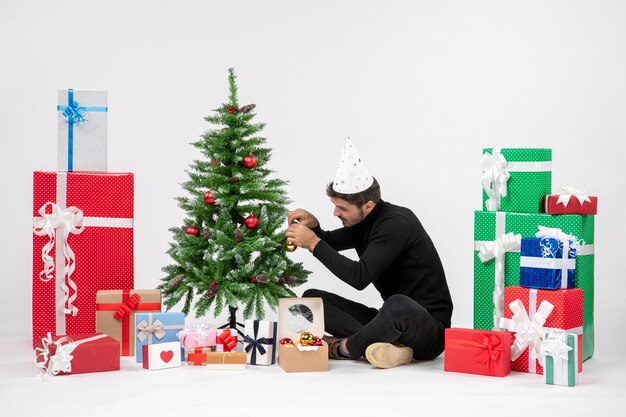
478, 232, 521, 330
34, 333, 107, 377
541, 330, 573, 367
217, 329, 238, 352
136, 319, 166, 342
481, 149, 510, 211
536, 226, 583, 256
113, 293, 141, 320
177, 323, 214, 347
244, 321, 275, 364
33, 202, 85, 316
61, 99, 87, 125
556, 186, 592, 208
499, 298, 554, 368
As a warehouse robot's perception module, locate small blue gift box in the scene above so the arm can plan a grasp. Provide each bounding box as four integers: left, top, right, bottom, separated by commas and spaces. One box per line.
519, 237, 576, 290
135, 312, 185, 362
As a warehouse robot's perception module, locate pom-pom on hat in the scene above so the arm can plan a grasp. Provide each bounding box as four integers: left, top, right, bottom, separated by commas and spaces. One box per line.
332, 136, 374, 194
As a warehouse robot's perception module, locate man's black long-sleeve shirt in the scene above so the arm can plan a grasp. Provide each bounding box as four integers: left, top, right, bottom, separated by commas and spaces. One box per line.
312, 200, 453, 327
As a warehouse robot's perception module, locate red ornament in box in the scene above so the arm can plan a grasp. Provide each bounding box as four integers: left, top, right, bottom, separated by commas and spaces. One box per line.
243, 154, 257, 168
444, 328, 513, 377
501, 286, 583, 374
245, 215, 259, 229
35, 333, 120, 376
544, 187, 597, 215
32, 172, 134, 348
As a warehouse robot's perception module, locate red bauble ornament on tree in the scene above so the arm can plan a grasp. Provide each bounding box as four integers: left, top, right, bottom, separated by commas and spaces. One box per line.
243, 154, 257, 169
185, 226, 200, 237
228, 106, 233, 114
211, 280, 217, 286
230, 176, 239, 182
204, 191, 215, 205
245, 215, 259, 229
277, 277, 284, 285
249, 277, 257, 284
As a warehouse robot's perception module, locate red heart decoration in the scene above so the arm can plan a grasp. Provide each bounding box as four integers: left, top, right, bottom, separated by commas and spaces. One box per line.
160, 350, 174, 363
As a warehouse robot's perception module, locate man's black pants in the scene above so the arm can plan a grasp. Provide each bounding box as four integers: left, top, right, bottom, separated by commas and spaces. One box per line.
303, 288, 445, 360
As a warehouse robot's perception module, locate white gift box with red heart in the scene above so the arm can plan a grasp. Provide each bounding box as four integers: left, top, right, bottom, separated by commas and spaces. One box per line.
142, 341, 181, 370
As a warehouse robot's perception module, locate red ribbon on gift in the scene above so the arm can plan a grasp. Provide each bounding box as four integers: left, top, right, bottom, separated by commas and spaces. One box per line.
448, 332, 504, 376
216, 329, 237, 352
188, 348, 208, 366
96, 290, 161, 355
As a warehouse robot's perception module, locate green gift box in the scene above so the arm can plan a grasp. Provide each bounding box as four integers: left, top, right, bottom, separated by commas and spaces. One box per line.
473, 210, 594, 360
482, 148, 552, 213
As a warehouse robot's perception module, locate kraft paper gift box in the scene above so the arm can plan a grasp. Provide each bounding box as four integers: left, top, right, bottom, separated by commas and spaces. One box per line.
244, 319, 278, 365
186, 346, 216, 365
177, 324, 217, 349
186, 348, 246, 370
57, 89, 108, 172
473, 210, 595, 360
500, 286, 583, 375
544, 187, 598, 215
481, 148, 552, 213
96, 289, 161, 356
519, 236, 577, 290
35, 333, 120, 376
542, 331, 579, 387
278, 298, 328, 373
32, 171, 134, 348
142, 341, 182, 370
135, 312, 185, 362
444, 328, 513, 377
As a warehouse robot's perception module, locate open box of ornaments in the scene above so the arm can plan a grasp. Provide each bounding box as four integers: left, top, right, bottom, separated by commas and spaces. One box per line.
278, 298, 328, 373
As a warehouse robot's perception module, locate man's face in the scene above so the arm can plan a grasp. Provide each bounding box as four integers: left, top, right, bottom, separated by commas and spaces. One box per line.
330, 197, 366, 227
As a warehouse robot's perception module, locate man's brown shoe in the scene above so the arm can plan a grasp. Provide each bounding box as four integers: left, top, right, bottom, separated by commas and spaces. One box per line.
365, 342, 413, 369
322, 335, 350, 360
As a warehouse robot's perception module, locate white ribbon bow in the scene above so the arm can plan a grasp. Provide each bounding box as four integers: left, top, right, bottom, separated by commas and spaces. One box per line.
542, 330, 573, 368
177, 323, 213, 346
34, 333, 77, 377
478, 232, 521, 330
136, 319, 166, 342
556, 186, 592, 208
481, 149, 510, 211
33, 202, 85, 316
499, 299, 554, 365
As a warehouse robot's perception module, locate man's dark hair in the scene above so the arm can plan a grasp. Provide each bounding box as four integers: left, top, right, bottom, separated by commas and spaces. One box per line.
326, 178, 381, 208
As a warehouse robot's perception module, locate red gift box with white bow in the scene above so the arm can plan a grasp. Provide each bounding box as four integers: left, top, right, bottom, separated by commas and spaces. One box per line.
34, 333, 120, 376
544, 187, 597, 215
32, 171, 134, 348
500, 286, 583, 374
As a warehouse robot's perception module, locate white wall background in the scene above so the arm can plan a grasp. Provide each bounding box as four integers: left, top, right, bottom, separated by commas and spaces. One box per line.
1, 0, 625, 356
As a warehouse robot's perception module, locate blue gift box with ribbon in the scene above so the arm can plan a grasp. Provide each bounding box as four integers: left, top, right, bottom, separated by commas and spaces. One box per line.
57, 89, 108, 172
135, 312, 185, 362
244, 319, 277, 366
519, 237, 576, 290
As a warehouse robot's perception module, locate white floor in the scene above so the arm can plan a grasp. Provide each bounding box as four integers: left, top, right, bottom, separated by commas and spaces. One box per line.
1, 332, 624, 416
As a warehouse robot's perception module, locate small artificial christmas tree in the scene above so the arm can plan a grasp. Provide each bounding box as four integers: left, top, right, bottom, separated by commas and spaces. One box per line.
159, 68, 310, 327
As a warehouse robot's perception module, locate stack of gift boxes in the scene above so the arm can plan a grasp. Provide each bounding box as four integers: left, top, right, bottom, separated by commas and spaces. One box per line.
444, 148, 597, 387
32, 89, 291, 376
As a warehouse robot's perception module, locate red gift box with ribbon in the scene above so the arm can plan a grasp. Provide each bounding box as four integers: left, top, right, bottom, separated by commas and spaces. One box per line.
34, 333, 120, 376
544, 187, 597, 215
32, 172, 134, 348
500, 286, 583, 374
96, 289, 162, 356
444, 328, 513, 377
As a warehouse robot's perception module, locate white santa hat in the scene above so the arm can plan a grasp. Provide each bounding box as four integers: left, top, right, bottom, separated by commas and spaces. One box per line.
332, 136, 374, 194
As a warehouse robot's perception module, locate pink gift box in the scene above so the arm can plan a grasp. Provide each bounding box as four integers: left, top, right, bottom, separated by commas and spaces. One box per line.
177, 325, 217, 349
